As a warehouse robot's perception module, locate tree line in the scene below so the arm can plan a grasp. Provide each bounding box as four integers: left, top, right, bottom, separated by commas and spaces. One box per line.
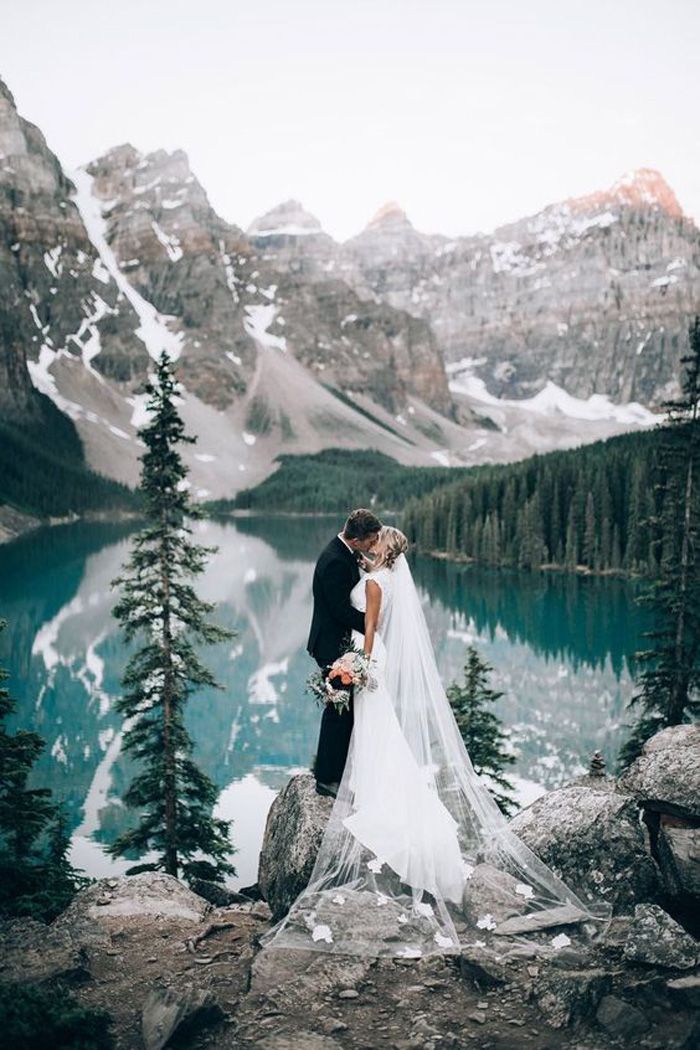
0, 411, 138, 520
402, 427, 671, 577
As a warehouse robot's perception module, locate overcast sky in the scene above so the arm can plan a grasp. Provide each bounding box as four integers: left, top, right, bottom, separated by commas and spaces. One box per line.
3, 0, 699, 240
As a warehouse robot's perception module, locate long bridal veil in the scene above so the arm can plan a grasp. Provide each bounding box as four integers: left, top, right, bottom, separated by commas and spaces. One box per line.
260, 554, 612, 959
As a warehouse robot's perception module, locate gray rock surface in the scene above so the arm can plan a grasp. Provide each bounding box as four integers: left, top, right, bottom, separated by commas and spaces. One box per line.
621, 904, 700, 970
141, 984, 219, 1050
618, 724, 700, 819
532, 965, 611, 1028
595, 994, 649, 1039
257, 773, 333, 921
508, 781, 661, 912
657, 825, 700, 900
53, 872, 210, 930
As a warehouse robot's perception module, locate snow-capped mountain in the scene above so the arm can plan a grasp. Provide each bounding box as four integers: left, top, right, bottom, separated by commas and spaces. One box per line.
335, 170, 700, 405
0, 74, 685, 509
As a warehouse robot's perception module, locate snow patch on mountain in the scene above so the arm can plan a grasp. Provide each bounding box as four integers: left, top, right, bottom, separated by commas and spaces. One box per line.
70, 167, 184, 361
447, 361, 658, 425
243, 303, 287, 351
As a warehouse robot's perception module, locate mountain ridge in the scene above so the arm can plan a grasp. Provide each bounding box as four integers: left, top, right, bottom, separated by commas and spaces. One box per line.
0, 73, 687, 518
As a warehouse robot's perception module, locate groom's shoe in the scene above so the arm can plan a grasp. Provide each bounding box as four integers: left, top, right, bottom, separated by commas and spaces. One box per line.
315, 780, 339, 798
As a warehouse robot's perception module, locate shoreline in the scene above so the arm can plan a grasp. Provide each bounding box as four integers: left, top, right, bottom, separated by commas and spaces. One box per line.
413, 546, 649, 581
0, 505, 143, 546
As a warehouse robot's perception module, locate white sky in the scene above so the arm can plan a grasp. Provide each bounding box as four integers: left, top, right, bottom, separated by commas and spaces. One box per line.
2, 0, 699, 241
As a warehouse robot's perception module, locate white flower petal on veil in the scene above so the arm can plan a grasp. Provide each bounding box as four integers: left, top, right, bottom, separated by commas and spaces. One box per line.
332, 894, 346, 905
414, 901, 434, 918
476, 914, 497, 930
367, 857, 384, 873
515, 882, 534, 899
397, 914, 409, 924
551, 932, 571, 949
434, 933, 454, 948
311, 924, 333, 943
396, 946, 422, 958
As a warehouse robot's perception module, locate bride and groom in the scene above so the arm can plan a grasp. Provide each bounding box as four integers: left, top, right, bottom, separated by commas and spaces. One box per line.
261, 509, 611, 958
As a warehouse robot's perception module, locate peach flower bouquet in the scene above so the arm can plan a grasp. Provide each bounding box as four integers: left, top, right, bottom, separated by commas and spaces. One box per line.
307, 643, 375, 714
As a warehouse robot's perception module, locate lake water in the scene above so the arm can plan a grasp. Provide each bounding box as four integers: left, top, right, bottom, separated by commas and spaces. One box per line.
0, 515, 649, 889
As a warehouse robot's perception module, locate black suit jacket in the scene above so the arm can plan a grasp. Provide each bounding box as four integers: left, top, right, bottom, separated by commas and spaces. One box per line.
307, 536, 366, 668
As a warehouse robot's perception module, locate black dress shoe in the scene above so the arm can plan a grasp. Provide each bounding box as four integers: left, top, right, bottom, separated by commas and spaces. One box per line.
315, 780, 339, 798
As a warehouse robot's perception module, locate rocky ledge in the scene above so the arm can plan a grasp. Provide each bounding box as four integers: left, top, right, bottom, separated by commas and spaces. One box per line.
1, 726, 698, 1049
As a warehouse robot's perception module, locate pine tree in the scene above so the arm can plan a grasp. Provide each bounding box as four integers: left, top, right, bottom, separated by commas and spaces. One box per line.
447, 646, 516, 815
619, 318, 700, 766
109, 351, 236, 883
0, 620, 87, 920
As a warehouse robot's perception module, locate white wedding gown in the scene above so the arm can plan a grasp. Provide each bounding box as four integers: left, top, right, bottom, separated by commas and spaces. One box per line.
260, 554, 612, 958
342, 568, 466, 904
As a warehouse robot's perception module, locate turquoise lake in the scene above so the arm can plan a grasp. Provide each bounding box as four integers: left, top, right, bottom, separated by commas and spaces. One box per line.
0, 515, 650, 888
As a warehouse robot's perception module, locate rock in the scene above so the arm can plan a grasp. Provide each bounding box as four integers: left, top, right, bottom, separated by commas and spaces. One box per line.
250, 944, 372, 1000
461, 863, 530, 926
621, 904, 700, 970
467, 1010, 487, 1024
53, 872, 210, 928
141, 984, 220, 1050
0, 917, 92, 985
595, 994, 649, 1038
666, 974, 700, 1008
458, 945, 507, 987
532, 967, 611, 1028
509, 781, 661, 912
617, 724, 700, 820
258, 773, 333, 921
494, 903, 589, 936
337, 988, 359, 999
656, 825, 700, 901
188, 878, 257, 907
247, 1032, 344, 1050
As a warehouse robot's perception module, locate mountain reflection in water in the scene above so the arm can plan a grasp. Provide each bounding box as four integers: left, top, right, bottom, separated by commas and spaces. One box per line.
0, 515, 649, 884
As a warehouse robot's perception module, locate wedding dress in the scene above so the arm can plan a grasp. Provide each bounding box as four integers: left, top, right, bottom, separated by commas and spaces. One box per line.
260, 555, 612, 958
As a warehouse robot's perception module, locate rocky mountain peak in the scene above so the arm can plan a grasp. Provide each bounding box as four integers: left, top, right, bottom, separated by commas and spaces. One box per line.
364, 201, 411, 231
0, 76, 16, 106
568, 168, 685, 221
247, 199, 325, 237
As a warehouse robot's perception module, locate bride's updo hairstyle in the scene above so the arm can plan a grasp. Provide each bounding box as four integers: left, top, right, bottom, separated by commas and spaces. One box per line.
374, 525, 408, 570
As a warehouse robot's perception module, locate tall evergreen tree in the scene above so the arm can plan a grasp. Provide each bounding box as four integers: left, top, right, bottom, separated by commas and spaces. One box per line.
447, 646, 516, 815
0, 619, 86, 920
620, 318, 700, 766
109, 351, 236, 883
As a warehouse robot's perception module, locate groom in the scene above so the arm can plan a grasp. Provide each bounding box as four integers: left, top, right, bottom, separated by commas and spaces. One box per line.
307, 508, 382, 797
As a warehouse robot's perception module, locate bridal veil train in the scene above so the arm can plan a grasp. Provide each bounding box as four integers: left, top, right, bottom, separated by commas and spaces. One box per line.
260, 550, 612, 959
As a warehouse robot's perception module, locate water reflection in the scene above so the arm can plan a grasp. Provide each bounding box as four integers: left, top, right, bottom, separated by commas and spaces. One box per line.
0, 515, 650, 883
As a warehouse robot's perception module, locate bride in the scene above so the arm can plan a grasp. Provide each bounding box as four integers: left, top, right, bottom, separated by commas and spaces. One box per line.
260, 526, 612, 958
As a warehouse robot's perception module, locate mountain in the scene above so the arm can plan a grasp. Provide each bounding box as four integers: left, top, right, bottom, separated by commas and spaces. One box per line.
1, 74, 684, 526
337, 171, 700, 406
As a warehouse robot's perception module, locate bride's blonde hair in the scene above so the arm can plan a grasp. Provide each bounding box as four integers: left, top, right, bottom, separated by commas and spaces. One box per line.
373, 525, 409, 570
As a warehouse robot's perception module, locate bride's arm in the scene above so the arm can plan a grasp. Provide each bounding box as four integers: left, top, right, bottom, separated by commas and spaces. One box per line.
363, 579, 382, 656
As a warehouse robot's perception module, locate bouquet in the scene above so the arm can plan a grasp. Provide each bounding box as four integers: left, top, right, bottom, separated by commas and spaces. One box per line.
307, 642, 376, 714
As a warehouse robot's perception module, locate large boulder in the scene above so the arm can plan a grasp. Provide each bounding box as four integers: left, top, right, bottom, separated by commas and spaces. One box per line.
52, 872, 210, 939
508, 780, 661, 913
618, 726, 700, 915
618, 724, 700, 820
258, 773, 333, 921
620, 904, 700, 970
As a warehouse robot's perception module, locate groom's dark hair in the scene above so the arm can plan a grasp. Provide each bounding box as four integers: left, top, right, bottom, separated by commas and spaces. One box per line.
343, 508, 382, 541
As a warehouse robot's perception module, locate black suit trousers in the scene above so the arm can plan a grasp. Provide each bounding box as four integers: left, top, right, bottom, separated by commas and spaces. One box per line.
313, 678, 354, 784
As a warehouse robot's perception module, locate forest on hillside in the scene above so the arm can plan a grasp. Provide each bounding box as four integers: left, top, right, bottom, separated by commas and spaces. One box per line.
402, 427, 675, 576
210, 448, 475, 514
0, 415, 139, 520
